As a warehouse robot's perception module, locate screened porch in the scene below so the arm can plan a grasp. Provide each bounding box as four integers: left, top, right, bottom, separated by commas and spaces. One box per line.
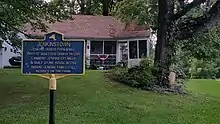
87, 39, 149, 68
90, 40, 117, 68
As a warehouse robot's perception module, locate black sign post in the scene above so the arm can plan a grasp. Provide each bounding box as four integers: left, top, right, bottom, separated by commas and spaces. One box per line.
49, 89, 55, 124
49, 74, 56, 124
21, 31, 85, 124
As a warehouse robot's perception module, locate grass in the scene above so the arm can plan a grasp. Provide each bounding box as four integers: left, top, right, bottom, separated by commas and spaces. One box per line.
0, 69, 220, 124
187, 79, 220, 98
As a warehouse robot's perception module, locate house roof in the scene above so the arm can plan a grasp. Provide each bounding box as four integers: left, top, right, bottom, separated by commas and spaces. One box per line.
23, 15, 150, 39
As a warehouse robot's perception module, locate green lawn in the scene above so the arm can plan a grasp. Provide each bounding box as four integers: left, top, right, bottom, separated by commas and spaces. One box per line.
0, 69, 220, 124
187, 79, 220, 98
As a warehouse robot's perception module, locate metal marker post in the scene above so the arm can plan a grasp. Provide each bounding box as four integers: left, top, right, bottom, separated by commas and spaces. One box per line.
49, 74, 56, 124
22, 31, 85, 124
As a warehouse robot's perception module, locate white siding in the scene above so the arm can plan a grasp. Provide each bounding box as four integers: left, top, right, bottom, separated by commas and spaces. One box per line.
0, 32, 24, 68
116, 41, 120, 63
1, 41, 21, 67
0, 48, 3, 68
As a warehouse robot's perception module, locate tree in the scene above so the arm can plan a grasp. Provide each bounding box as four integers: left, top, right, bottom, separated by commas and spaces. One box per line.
0, 0, 119, 47
75, 0, 116, 16
0, 0, 73, 47
102, 0, 110, 16
114, 0, 220, 87
76, 0, 102, 15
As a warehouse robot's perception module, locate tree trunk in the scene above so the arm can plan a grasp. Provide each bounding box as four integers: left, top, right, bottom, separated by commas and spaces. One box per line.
154, 0, 174, 87
102, 0, 109, 16
154, 0, 220, 87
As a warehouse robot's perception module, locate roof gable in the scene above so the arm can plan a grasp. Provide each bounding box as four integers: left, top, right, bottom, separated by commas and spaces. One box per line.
23, 15, 150, 39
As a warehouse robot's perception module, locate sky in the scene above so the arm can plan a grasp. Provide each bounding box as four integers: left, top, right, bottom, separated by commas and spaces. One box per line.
44, 0, 51, 2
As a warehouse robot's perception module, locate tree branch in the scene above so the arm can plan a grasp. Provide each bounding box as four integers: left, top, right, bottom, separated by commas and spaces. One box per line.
171, 0, 207, 21
0, 18, 32, 39
175, 0, 220, 40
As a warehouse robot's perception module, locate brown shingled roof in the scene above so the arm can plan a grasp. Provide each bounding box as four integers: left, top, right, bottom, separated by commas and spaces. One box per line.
23, 15, 150, 39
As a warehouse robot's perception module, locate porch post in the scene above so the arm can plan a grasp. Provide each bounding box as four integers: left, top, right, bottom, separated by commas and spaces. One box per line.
86, 40, 91, 68
127, 40, 130, 68
116, 41, 120, 63
127, 40, 130, 60
137, 40, 140, 59
102, 41, 104, 66
147, 38, 150, 56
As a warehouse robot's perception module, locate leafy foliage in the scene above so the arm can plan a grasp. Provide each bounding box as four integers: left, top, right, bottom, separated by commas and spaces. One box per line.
172, 25, 220, 79
0, 0, 73, 47
112, 0, 157, 26
113, 0, 220, 88
182, 25, 220, 60
107, 57, 155, 88
76, 0, 103, 15
107, 57, 187, 94
189, 59, 220, 79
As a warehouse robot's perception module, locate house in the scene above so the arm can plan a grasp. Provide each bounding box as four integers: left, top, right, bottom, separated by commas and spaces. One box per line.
0, 40, 21, 68
23, 15, 151, 68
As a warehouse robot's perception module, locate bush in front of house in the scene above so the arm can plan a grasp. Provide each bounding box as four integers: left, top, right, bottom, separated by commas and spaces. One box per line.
89, 64, 98, 70
106, 57, 187, 94
107, 57, 156, 88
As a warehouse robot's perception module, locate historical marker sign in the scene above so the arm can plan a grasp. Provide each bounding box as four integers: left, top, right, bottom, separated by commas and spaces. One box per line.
22, 31, 85, 75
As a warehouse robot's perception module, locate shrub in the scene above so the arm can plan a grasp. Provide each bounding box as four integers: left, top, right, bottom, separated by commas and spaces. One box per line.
107, 57, 156, 88
107, 67, 128, 82
106, 57, 187, 94
189, 59, 220, 79
89, 64, 98, 70
195, 68, 218, 79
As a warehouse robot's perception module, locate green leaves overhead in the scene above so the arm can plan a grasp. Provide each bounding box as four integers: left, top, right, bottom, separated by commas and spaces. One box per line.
182, 25, 220, 60
0, 0, 73, 47
0, 0, 73, 31
113, 0, 158, 26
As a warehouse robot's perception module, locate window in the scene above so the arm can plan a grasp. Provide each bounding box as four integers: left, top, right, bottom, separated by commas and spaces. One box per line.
4, 47, 7, 51
104, 41, 116, 54
10, 49, 13, 52
139, 40, 147, 58
91, 41, 103, 54
129, 41, 137, 59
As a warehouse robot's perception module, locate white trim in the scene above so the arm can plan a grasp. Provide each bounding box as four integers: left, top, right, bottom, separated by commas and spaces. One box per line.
137, 40, 139, 59
127, 40, 130, 60
90, 54, 116, 55
147, 39, 149, 56
86, 40, 91, 68
102, 41, 104, 54
118, 37, 149, 42
116, 41, 120, 63
90, 39, 118, 41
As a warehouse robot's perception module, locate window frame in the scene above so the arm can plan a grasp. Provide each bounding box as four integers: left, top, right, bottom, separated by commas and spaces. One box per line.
90, 41, 104, 54
104, 41, 117, 54
138, 40, 147, 58
129, 40, 138, 59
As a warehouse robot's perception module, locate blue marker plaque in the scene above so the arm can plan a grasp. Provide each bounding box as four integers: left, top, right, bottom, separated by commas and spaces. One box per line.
22, 31, 85, 75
